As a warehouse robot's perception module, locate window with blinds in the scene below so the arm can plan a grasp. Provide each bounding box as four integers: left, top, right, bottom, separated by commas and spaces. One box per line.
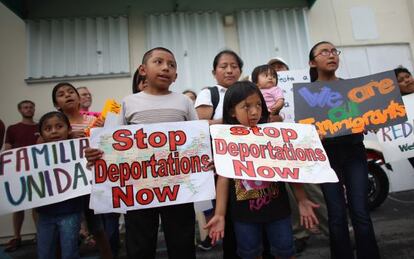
146, 12, 225, 93
26, 16, 130, 83
237, 8, 310, 74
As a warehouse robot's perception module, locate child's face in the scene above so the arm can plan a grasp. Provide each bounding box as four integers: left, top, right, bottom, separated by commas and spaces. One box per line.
213, 54, 241, 88
140, 50, 177, 92
231, 93, 262, 127
54, 85, 80, 111
309, 43, 339, 74
41, 116, 71, 142
257, 70, 277, 89
397, 72, 414, 94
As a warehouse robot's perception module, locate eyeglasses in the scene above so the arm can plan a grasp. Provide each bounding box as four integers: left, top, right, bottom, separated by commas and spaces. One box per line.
315, 49, 341, 57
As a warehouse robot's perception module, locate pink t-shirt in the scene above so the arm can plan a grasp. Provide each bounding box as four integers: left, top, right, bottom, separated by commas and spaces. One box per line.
80, 110, 101, 118
260, 86, 284, 110
71, 114, 96, 134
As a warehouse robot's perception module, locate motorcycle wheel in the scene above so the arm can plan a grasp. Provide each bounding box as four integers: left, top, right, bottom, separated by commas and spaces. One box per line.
367, 161, 389, 210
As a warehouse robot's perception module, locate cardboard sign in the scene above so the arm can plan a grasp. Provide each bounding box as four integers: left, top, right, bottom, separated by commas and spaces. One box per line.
210, 122, 338, 183
376, 93, 414, 162
277, 69, 310, 123
0, 138, 91, 215
293, 71, 407, 138
89, 120, 215, 213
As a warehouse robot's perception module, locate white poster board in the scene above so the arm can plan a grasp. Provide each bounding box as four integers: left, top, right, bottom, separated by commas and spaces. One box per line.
278, 69, 310, 122
0, 138, 91, 215
376, 94, 414, 162
210, 122, 338, 183
89, 120, 216, 213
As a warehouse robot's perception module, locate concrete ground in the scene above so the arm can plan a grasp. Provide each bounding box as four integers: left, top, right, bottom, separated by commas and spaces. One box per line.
1, 190, 413, 259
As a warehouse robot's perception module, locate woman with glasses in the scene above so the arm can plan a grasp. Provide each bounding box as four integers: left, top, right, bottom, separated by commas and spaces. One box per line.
308, 41, 380, 259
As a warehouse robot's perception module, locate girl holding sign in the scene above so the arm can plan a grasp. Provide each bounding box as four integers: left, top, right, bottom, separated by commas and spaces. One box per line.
35, 111, 82, 259
52, 83, 113, 259
308, 41, 380, 259
205, 81, 319, 259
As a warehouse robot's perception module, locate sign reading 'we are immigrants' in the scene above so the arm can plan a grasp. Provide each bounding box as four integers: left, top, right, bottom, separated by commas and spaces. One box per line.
293, 71, 407, 138
0, 138, 91, 215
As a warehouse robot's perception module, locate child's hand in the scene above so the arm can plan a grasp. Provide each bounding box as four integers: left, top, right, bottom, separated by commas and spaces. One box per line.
298, 199, 320, 229
268, 113, 283, 122
85, 148, 104, 169
269, 105, 279, 114
206, 160, 215, 171
92, 117, 105, 128
318, 131, 325, 140
71, 130, 86, 139
204, 215, 225, 245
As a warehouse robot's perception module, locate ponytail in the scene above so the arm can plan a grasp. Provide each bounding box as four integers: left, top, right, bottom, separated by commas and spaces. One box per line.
310, 67, 318, 82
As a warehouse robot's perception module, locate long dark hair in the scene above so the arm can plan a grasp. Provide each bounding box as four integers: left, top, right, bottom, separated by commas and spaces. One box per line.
222, 81, 269, 125
308, 41, 333, 82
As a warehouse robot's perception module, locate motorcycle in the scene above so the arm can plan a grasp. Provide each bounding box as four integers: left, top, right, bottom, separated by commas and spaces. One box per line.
366, 149, 390, 210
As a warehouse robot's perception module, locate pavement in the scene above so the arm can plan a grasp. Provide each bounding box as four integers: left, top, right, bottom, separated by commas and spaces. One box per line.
1, 190, 414, 259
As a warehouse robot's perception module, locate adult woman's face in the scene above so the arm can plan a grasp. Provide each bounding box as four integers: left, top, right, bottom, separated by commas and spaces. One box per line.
309, 43, 340, 74
213, 54, 241, 88
397, 72, 414, 94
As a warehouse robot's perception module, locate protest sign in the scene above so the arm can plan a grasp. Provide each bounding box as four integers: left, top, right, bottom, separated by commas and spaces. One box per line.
277, 69, 310, 123
0, 138, 91, 215
89, 120, 215, 213
210, 122, 338, 183
293, 71, 407, 138
376, 93, 414, 162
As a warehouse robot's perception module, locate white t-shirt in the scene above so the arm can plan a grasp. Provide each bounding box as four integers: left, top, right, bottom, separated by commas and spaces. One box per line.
194, 85, 227, 120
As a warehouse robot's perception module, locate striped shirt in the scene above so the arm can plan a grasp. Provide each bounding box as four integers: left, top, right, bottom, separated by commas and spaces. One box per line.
120, 91, 198, 125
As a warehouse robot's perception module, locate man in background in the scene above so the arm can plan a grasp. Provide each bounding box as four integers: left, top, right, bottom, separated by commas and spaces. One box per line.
4, 100, 39, 252
77, 86, 93, 113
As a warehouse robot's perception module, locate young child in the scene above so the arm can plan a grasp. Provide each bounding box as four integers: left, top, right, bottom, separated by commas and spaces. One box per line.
52, 83, 102, 137
308, 41, 380, 259
85, 47, 198, 258
52, 83, 113, 258
251, 64, 285, 116
205, 81, 319, 259
36, 111, 82, 259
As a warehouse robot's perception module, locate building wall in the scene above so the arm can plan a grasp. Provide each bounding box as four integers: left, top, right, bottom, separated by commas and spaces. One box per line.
308, 0, 414, 55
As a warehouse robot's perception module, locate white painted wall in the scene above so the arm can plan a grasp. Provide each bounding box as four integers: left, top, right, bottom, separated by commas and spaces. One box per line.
0, 3, 140, 129
307, 0, 414, 57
